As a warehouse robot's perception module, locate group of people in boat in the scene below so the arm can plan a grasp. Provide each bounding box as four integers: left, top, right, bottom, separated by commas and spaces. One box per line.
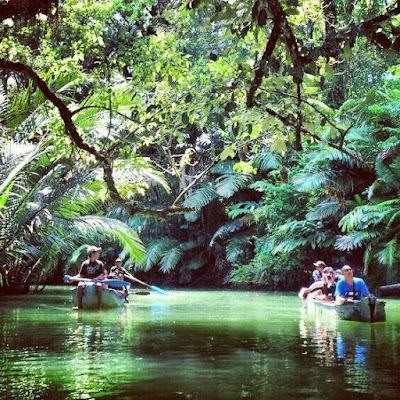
301, 260, 370, 304
71, 245, 137, 310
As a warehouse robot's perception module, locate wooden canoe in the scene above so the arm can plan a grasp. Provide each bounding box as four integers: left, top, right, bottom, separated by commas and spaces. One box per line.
301, 294, 386, 323
376, 283, 400, 297
71, 282, 127, 309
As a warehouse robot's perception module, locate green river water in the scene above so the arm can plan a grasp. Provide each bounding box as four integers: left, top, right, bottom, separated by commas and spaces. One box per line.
1, 287, 400, 400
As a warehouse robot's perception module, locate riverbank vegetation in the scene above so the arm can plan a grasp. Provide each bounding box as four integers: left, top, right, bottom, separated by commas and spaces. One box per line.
1, 0, 400, 294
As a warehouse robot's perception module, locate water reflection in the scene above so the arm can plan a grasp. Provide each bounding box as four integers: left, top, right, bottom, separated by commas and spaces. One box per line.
298, 304, 400, 397
1, 291, 400, 399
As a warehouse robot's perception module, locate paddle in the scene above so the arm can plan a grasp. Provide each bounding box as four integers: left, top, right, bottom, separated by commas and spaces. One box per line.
127, 276, 168, 295
64, 275, 131, 288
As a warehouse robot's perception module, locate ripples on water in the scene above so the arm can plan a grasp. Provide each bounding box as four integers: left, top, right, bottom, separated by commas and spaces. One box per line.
1, 288, 400, 399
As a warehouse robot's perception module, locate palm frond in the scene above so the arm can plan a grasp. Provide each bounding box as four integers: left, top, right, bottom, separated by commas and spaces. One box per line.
227, 201, 260, 219
293, 170, 334, 192
160, 245, 184, 273
306, 200, 341, 220
252, 151, 281, 171
140, 238, 179, 271
339, 200, 400, 231
72, 216, 146, 263
0, 82, 7, 121
114, 157, 171, 197
309, 147, 361, 168
209, 220, 247, 248
215, 174, 252, 198
334, 231, 380, 251
183, 186, 217, 210
272, 238, 308, 253
375, 239, 397, 267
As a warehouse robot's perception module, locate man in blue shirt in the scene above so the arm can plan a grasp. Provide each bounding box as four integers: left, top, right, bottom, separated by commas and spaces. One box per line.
335, 265, 370, 304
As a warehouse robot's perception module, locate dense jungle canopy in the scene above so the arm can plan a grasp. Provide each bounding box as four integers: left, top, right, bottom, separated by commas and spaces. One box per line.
1, 0, 400, 294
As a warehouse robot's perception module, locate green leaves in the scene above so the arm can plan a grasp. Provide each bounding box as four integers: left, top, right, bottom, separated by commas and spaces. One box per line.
220, 144, 236, 160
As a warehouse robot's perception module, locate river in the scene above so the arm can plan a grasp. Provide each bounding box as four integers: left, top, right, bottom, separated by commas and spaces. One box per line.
1, 288, 400, 399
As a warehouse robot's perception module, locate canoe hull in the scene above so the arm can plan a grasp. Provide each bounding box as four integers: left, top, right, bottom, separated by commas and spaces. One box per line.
71, 282, 126, 309
303, 295, 386, 323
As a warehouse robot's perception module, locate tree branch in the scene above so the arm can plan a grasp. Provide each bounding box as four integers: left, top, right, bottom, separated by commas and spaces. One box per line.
247, 19, 282, 108
0, 59, 193, 217
264, 105, 371, 168
172, 155, 220, 207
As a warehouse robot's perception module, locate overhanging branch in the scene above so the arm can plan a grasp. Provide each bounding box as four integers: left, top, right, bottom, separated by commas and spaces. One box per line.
0, 59, 193, 217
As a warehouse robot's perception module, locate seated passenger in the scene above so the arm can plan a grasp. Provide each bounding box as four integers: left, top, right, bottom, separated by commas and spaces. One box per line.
301, 267, 338, 300
335, 265, 370, 304
321, 267, 337, 300
312, 260, 325, 282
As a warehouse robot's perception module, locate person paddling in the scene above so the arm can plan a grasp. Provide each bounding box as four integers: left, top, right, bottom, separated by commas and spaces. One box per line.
71, 246, 106, 310
335, 265, 370, 305
108, 258, 134, 300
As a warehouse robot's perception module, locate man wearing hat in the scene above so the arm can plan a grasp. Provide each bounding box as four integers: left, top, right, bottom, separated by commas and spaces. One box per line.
312, 260, 326, 282
72, 245, 106, 310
